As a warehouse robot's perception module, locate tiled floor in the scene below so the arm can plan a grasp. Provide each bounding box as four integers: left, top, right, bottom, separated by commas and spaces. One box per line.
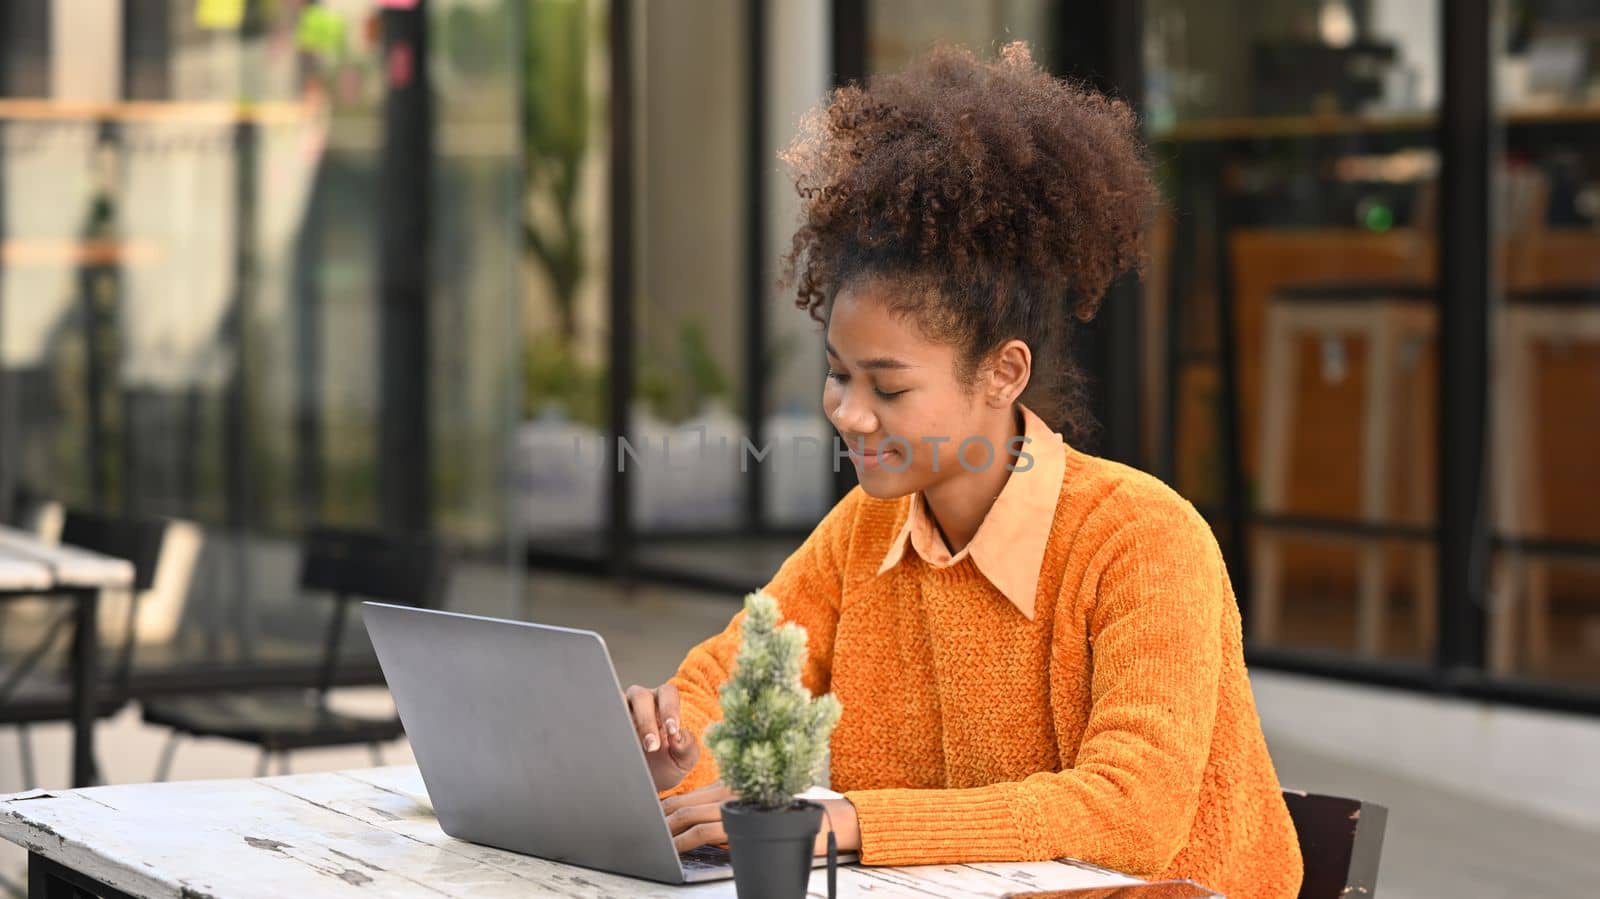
1, 570, 1595, 898
1267, 734, 1600, 899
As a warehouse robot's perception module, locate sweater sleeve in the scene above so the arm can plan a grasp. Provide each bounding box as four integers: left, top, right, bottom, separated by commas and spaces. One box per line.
842, 490, 1227, 875
657, 488, 858, 800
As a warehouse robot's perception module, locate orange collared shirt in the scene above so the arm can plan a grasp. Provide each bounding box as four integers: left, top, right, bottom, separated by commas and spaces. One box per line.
875, 403, 1068, 620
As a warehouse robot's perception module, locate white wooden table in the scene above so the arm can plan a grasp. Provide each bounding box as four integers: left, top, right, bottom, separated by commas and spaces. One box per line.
0, 766, 1146, 898
0, 524, 136, 787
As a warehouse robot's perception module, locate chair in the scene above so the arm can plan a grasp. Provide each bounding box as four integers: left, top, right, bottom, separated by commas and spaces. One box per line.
1283, 790, 1388, 899
1488, 289, 1600, 675
0, 487, 63, 660
1253, 281, 1600, 669
1244, 166, 1558, 660
0, 509, 171, 787
1251, 284, 1437, 657
141, 526, 450, 780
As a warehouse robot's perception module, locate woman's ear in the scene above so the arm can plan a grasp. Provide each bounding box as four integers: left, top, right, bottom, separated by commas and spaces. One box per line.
985, 339, 1032, 407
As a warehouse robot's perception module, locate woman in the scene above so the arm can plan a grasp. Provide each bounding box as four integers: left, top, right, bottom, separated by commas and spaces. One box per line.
624, 43, 1303, 897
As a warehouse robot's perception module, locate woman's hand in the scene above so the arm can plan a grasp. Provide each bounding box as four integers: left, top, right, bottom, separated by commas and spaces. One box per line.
661, 782, 737, 852
661, 781, 862, 856
624, 682, 700, 793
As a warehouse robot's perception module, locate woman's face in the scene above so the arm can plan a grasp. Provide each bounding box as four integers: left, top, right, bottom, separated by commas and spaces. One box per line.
822, 278, 1005, 499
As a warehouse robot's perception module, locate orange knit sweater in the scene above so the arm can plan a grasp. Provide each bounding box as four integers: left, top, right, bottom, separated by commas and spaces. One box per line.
662, 448, 1303, 897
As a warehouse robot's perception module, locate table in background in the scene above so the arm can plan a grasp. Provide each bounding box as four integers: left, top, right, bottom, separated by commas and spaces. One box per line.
0, 765, 1146, 898
0, 524, 135, 787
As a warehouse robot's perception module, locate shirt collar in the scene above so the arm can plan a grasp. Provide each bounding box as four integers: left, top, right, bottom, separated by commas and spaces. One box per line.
875, 404, 1068, 620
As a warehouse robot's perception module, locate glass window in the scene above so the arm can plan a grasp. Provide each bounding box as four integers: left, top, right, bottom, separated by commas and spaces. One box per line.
630, 0, 750, 542
763, 0, 833, 531
1486, 0, 1600, 686
0, 1, 519, 678
1145, 0, 1442, 663
517, 0, 612, 562
867, 0, 1060, 74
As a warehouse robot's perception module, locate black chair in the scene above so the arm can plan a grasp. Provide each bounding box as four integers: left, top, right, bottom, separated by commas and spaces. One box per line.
0, 509, 170, 787
142, 526, 450, 780
1283, 790, 1388, 899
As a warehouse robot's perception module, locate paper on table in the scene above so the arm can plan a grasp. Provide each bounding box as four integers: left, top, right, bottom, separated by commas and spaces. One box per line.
795, 857, 1146, 898
786, 788, 1146, 898
997, 879, 1221, 898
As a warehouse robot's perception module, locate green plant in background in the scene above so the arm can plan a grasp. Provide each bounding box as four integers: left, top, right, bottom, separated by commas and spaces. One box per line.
629, 319, 734, 422
294, 5, 345, 61
521, 322, 714, 427
704, 592, 842, 810
630, 319, 730, 422
523, 0, 594, 343
439, 2, 513, 80
524, 332, 607, 426
633, 319, 802, 423
514, 0, 816, 430
524, 316, 808, 426
518, 0, 607, 425
678, 320, 730, 408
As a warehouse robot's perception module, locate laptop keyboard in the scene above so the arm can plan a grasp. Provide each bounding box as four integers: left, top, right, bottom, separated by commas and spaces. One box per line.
679, 844, 733, 870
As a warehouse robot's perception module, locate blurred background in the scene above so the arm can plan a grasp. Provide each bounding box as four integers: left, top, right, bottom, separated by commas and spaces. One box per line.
1, 1, 1598, 897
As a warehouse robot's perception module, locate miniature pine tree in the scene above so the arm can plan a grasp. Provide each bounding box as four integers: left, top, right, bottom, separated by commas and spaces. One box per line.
704, 591, 843, 811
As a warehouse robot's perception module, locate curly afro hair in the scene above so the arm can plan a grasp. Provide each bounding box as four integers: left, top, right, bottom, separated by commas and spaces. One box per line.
780, 41, 1158, 443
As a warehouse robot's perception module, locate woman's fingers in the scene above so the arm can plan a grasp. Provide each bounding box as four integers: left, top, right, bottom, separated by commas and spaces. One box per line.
662, 781, 734, 852
640, 683, 696, 769
655, 683, 681, 736
664, 797, 723, 835
624, 685, 662, 752
655, 684, 691, 761
660, 781, 734, 816
666, 727, 699, 768
671, 820, 729, 853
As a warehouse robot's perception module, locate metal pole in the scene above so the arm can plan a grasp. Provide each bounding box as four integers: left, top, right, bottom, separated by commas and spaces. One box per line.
69, 587, 100, 787
225, 2, 265, 660
1436, 0, 1493, 673
377, 0, 433, 533
828, 0, 865, 503
608, 0, 637, 580
742, 0, 768, 533
293, 167, 325, 525
1213, 149, 1253, 624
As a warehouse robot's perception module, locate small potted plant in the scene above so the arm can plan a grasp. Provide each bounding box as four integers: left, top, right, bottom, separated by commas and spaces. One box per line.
704, 591, 843, 899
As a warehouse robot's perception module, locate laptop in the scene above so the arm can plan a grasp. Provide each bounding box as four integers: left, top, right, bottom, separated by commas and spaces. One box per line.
361, 602, 858, 884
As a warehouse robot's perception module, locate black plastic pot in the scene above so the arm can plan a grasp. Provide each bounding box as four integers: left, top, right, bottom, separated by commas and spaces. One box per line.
720, 799, 824, 899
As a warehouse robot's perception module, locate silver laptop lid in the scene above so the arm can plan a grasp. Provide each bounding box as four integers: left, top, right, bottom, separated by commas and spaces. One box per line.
361, 602, 686, 884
